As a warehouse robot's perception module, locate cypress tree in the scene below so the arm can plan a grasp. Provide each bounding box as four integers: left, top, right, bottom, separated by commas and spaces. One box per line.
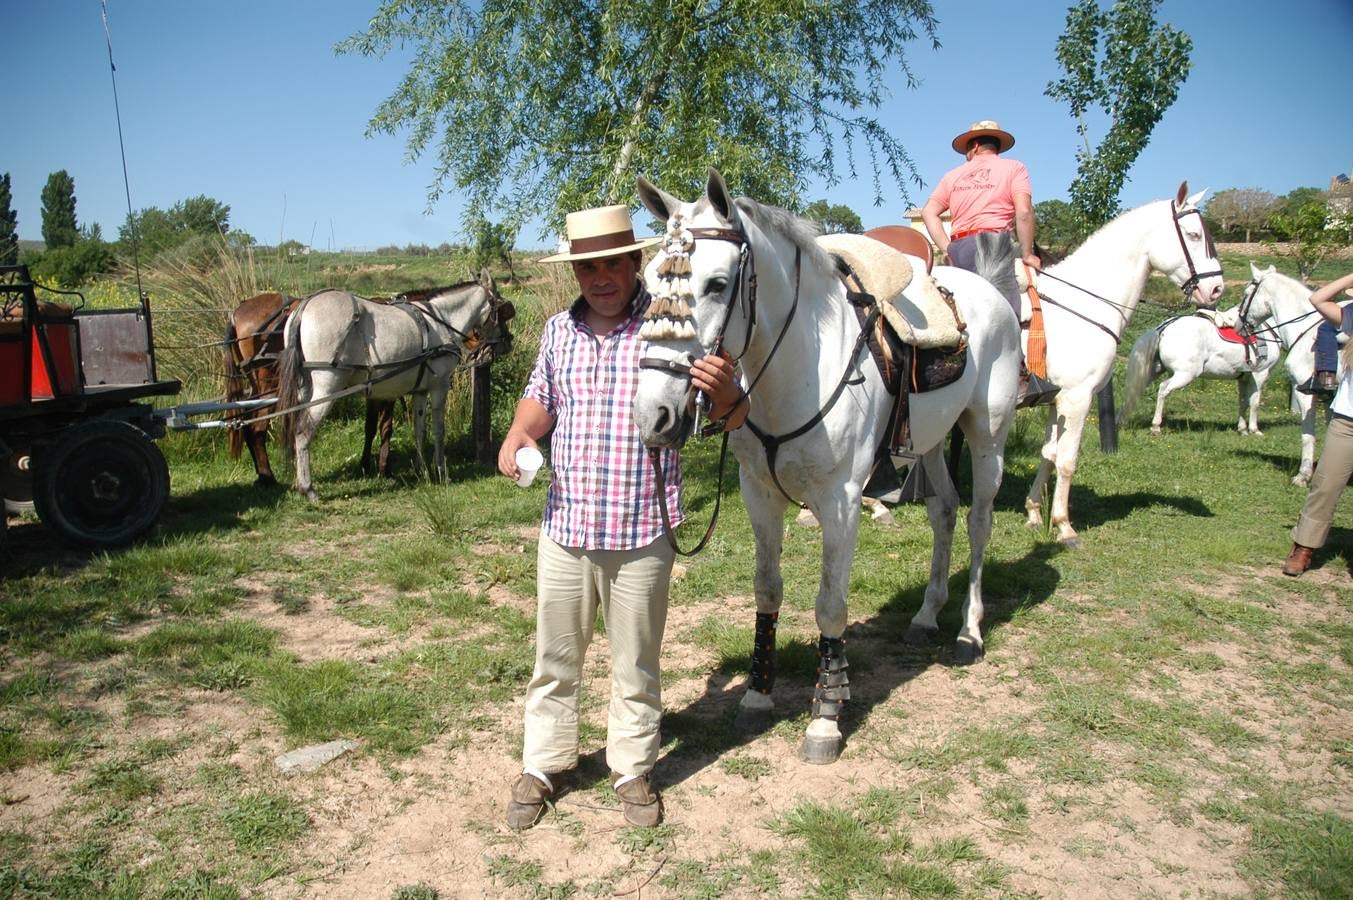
0, 173, 17, 265
40, 170, 79, 249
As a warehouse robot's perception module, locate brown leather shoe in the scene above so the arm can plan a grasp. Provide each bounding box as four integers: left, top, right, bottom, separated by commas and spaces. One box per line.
505, 773, 553, 831
611, 772, 662, 827
1282, 543, 1314, 577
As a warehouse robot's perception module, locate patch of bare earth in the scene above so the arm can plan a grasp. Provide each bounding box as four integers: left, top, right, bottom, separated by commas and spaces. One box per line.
255, 563, 1351, 897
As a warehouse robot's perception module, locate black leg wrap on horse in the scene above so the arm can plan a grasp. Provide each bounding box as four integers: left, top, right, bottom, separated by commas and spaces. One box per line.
810, 635, 849, 720
749, 612, 778, 694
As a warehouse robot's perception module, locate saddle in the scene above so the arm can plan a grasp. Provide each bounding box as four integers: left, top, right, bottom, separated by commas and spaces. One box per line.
1194, 307, 1239, 329
816, 233, 968, 460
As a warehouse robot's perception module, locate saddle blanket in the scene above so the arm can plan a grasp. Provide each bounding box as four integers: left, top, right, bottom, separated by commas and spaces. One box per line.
1215, 325, 1257, 345
816, 233, 965, 350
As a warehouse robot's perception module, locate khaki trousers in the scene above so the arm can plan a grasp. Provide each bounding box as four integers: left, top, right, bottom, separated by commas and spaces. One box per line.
522, 534, 674, 778
1292, 414, 1353, 549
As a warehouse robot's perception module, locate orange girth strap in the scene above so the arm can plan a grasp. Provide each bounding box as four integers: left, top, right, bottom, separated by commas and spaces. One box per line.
1023, 262, 1048, 378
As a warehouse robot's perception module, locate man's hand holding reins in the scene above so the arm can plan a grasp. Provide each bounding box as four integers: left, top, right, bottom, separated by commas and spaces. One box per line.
691, 350, 749, 431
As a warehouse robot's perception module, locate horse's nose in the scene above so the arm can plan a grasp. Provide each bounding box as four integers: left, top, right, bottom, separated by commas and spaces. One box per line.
652, 403, 679, 441
1206, 282, 1224, 304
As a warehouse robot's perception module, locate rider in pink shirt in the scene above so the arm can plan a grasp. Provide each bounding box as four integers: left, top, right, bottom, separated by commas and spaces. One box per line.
921, 120, 1055, 407
922, 119, 1040, 315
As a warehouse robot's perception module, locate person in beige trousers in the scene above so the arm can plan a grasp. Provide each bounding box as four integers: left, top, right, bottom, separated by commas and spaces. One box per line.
497, 204, 748, 830
1283, 271, 1353, 576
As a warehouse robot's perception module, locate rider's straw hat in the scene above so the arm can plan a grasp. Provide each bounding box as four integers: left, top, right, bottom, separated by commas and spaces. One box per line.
540, 205, 660, 263
951, 120, 1015, 155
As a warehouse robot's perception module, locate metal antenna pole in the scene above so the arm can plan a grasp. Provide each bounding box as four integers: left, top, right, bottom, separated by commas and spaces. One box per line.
101, 1, 156, 381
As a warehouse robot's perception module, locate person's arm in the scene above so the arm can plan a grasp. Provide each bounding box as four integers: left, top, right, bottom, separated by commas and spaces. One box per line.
1013, 192, 1039, 270
921, 198, 950, 261
690, 351, 750, 431
1309, 272, 1353, 326
498, 398, 555, 479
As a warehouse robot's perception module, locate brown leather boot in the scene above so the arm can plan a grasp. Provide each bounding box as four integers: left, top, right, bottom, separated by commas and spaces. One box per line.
1282, 543, 1314, 577
505, 772, 554, 830
611, 772, 662, 827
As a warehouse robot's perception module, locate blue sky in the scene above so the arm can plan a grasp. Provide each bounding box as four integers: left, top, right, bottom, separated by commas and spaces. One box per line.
11, 0, 1353, 251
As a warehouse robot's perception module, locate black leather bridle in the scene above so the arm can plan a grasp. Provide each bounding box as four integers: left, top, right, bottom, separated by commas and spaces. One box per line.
1170, 202, 1224, 302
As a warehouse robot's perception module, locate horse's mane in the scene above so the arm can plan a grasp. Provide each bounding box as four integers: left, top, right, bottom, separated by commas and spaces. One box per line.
730, 197, 833, 273
1059, 200, 1164, 265
392, 280, 481, 303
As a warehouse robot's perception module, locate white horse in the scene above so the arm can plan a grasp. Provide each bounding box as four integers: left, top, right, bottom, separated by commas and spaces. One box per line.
277, 273, 511, 501
1217, 263, 1348, 486
1022, 183, 1226, 547
1121, 269, 1281, 435
631, 170, 1021, 765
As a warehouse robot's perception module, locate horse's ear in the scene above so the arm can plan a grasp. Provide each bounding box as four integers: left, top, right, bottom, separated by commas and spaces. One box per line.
1250, 260, 1263, 280
1175, 181, 1189, 206
706, 168, 738, 226
1185, 187, 1208, 209
637, 176, 680, 224
479, 266, 497, 293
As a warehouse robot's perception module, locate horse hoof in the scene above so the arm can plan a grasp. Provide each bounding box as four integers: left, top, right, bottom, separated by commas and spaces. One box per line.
799, 734, 841, 765
1149, 426, 1162, 436
954, 639, 984, 666
254, 475, 278, 489
1058, 534, 1082, 550
734, 706, 774, 732
903, 624, 940, 648
303, 490, 320, 504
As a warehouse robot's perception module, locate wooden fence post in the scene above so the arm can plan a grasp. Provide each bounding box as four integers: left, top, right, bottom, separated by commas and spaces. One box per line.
472, 363, 493, 466
1097, 383, 1118, 454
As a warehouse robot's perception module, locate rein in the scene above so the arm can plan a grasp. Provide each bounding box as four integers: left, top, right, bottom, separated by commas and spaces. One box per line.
640, 221, 811, 554
1034, 202, 1222, 345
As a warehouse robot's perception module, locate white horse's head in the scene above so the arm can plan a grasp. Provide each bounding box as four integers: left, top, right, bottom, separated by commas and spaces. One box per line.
1150, 182, 1225, 307
631, 170, 750, 448
419, 269, 514, 363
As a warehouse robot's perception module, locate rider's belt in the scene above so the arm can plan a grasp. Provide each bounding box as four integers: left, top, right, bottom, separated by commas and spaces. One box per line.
950, 227, 1007, 242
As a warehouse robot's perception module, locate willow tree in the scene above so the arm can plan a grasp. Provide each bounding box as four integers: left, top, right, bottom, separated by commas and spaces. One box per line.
1045, 0, 1192, 230
339, 0, 939, 235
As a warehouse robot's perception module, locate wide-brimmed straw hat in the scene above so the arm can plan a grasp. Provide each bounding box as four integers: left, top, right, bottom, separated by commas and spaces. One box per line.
951, 120, 1015, 155
539, 204, 660, 263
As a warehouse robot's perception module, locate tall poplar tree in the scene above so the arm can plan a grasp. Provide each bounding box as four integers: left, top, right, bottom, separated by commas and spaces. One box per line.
0, 174, 17, 265
40, 170, 79, 249
339, 0, 940, 234
1045, 0, 1192, 231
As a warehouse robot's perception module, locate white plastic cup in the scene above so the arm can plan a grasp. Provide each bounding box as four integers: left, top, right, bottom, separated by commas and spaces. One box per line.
514, 446, 544, 487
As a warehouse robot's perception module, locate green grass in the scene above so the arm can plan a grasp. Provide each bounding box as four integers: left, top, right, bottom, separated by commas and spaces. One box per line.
2, 246, 1350, 897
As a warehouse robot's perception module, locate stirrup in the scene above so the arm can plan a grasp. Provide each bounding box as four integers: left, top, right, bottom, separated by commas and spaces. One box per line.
1017, 371, 1060, 409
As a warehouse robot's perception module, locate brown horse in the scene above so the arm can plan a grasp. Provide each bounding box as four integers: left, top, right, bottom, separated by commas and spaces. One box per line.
224, 292, 395, 487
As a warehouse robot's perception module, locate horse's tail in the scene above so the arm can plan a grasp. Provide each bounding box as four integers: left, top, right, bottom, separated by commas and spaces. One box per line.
276, 298, 308, 456
1121, 328, 1163, 426
971, 231, 1019, 315
223, 315, 246, 459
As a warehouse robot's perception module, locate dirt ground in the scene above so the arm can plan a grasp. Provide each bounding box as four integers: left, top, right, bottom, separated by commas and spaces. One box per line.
2, 544, 1349, 898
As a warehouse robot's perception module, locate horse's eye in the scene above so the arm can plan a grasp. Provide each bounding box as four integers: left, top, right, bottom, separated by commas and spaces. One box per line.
706, 277, 729, 296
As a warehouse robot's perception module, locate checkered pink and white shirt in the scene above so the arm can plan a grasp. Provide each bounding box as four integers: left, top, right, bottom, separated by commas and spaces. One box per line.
523, 291, 683, 550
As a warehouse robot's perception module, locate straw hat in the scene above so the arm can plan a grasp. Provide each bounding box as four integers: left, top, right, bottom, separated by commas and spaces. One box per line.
951, 120, 1015, 155
539, 204, 660, 263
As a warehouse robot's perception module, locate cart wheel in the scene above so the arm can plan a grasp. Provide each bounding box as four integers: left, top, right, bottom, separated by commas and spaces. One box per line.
32, 420, 170, 548
3, 439, 34, 515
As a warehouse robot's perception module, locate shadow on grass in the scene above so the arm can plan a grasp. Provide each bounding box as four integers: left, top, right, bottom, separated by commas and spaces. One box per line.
655, 540, 1063, 791
1231, 447, 1308, 479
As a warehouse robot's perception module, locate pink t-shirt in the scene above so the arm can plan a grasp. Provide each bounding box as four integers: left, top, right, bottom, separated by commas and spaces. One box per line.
929, 155, 1031, 235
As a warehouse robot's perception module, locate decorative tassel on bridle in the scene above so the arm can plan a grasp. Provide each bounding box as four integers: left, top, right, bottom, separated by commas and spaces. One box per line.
640, 215, 699, 341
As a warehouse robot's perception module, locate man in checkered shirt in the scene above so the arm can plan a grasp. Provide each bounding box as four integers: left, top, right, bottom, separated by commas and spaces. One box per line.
498, 204, 748, 830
